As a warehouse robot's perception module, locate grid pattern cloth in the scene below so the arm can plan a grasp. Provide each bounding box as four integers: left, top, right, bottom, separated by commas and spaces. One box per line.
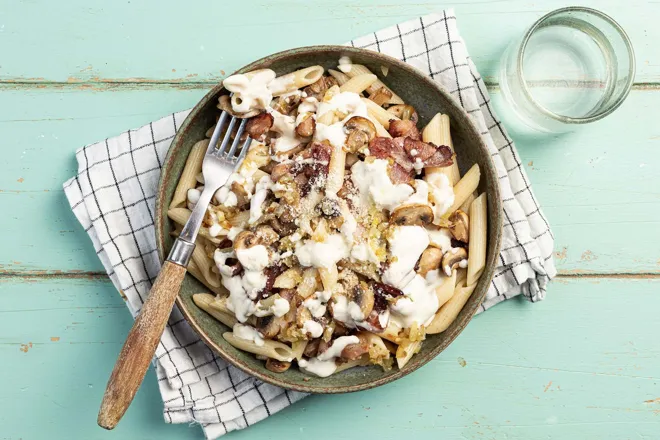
63, 9, 556, 439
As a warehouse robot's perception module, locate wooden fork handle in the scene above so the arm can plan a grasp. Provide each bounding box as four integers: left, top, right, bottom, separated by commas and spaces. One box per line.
98, 261, 187, 430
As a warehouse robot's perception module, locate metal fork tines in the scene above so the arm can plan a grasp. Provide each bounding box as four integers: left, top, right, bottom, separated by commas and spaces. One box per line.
168, 100, 252, 266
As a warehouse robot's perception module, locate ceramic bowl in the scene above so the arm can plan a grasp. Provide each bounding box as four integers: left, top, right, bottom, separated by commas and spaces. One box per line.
155, 45, 502, 393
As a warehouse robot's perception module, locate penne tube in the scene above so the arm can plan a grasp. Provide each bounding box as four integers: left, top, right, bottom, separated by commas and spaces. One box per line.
171, 140, 208, 208
223, 332, 294, 362
192, 245, 221, 288
362, 98, 399, 129
371, 117, 392, 138
467, 193, 487, 286
396, 339, 422, 369
188, 260, 226, 296
339, 74, 378, 94
328, 69, 350, 85
168, 208, 223, 244
423, 113, 460, 186
346, 64, 404, 104
193, 293, 237, 327
444, 163, 481, 218
316, 110, 338, 125
291, 340, 308, 361
378, 321, 404, 344
435, 271, 457, 307
208, 296, 232, 315
459, 191, 477, 213
426, 279, 477, 334
270, 66, 324, 96
297, 268, 318, 299
334, 356, 370, 373
325, 145, 346, 196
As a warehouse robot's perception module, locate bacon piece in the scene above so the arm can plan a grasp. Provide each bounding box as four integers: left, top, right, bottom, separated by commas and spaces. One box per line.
368, 136, 415, 184
404, 138, 453, 168
245, 112, 274, 140
389, 163, 414, 184
388, 119, 421, 140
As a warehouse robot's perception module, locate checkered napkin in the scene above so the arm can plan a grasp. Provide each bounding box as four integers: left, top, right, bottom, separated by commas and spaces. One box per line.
63, 9, 556, 439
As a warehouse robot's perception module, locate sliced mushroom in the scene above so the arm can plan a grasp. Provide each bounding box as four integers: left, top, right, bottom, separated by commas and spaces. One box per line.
233, 230, 260, 251
344, 116, 377, 153
418, 247, 443, 276
441, 247, 468, 276
304, 338, 321, 357
256, 315, 285, 339
387, 104, 419, 123
302, 77, 329, 100
351, 282, 375, 320
389, 204, 434, 226
230, 182, 250, 208
345, 152, 360, 169
254, 224, 279, 246
448, 210, 469, 243
245, 112, 274, 140
217, 94, 260, 118
340, 336, 369, 361
388, 119, 420, 140
369, 87, 393, 106
223, 257, 244, 277
295, 114, 316, 138
265, 358, 291, 373
271, 94, 301, 115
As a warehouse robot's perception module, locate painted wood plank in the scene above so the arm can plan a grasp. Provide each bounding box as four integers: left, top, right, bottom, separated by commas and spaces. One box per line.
1, 276, 658, 439
0, 0, 657, 85
0, 88, 658, 273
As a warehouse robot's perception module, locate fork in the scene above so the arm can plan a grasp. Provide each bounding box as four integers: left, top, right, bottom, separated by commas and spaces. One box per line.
97, 103, 251, 430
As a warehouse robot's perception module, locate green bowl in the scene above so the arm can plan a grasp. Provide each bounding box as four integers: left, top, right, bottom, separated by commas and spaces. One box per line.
155, 45, 502, 393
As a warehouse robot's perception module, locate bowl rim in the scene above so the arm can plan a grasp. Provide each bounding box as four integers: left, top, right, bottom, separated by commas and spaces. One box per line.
155, 44, 503, 393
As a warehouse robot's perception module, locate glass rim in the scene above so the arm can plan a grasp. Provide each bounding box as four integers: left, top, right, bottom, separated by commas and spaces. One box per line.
516, 6, 636, 124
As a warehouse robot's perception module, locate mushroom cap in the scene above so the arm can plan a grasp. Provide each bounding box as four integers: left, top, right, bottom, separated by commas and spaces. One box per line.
344, 116, 377, 153
448, 210, 470, 243
387, 104, 419, 123
418, 247, 443, 276
389, 203, 434, 226
265, 358, 291, 373
441, 247, 469, 276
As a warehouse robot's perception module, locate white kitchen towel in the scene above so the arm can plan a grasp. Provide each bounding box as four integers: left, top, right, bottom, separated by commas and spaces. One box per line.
63, 9, 556, 439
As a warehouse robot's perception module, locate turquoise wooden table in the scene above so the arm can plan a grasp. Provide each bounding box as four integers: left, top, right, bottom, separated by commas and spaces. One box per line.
1, 1, 659, 438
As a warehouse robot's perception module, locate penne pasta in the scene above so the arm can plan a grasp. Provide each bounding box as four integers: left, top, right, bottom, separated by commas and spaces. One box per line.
345, 64, 404, 104
193, 293, 237, 327
444, 163, 481, 217
396, 339, 422, 369
325, 145, 346, 196
422, 113, 460, 186
371, 117, 392, 138
426, 272, 459, 334
467, 193, 487, 286
339, 74, 378, 94
459, 191, 477, 213
335, 356, 370, 373
361, 98, 399, 129
291, 340, 308, 361
171, 140, 207, 208
168, 208, 223, 244
223, 332, 294, 362
270, 66, 324, 96
426, 279, 478, 334
192, 245, 221, 288
328, 68, 350, 85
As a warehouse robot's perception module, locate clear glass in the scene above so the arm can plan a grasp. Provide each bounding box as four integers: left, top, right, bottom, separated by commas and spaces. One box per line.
499, 7, 635, 133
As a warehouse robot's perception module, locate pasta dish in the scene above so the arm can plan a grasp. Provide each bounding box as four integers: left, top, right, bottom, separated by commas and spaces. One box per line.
168, 59, 487, 377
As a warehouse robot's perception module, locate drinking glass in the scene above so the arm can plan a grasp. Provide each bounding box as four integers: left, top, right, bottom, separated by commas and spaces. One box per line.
499, 7, 635, 133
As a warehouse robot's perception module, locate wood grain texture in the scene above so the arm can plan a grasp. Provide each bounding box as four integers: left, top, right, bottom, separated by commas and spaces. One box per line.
98, 261, 186, 430
0, 0, 658, 84
1, 0, 659, 438
1, 277, 658, 439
